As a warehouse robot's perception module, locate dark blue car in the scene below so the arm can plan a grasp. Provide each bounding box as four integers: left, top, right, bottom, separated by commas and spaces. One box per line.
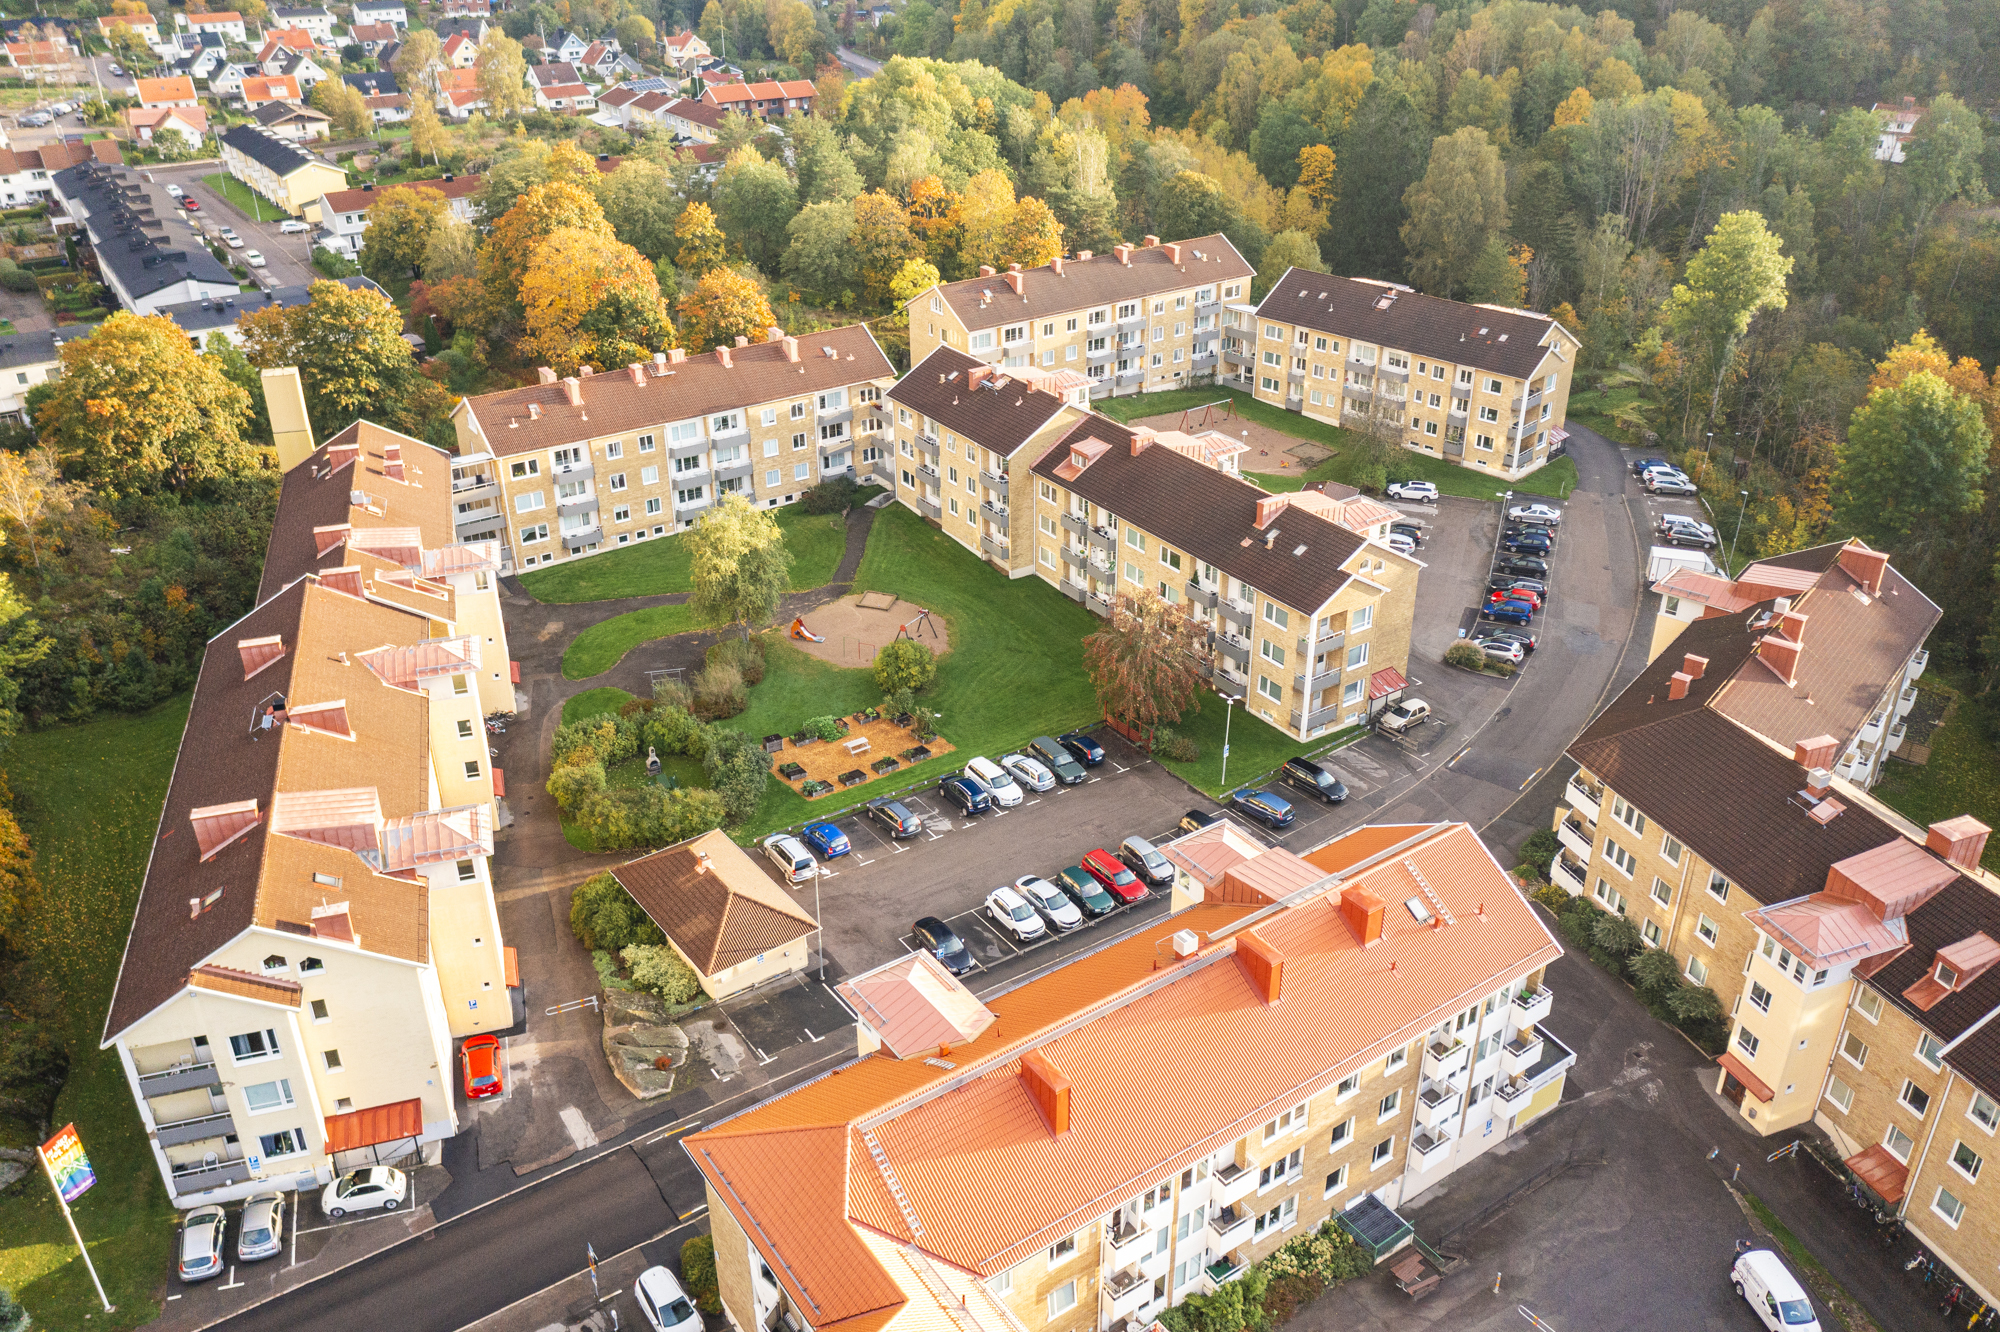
1485, 599, 1535, 626
1059, 731, 1105, 766
1229, 787, 1296, 828
938, 775, 993, 815
801, 822, 850, 858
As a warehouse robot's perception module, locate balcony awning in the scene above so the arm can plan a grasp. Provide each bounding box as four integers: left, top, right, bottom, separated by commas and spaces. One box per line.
1716, 1052, 1774, 1102
325, 1097, 422, 1152
1547, 428, 1570, 444
1368, 666, 1409, 701
1844, 1144, 1909, 1204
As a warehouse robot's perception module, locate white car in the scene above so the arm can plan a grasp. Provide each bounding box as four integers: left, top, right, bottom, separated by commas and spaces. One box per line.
762, 834, 817, 884
1014, 874, 1083, 931
1384, 532, 1416, 556
165, 182, 184, 197
985, 885, 1046, 942
1470, 636, 1526, 665
635, 1264, 704, 1332
1732, 1249, 1820, 1331
278, 220, 311, 234
999, 751, 1055, 793
963, 755, 1022, 807
321, 1166, 407, 1218
220, 229, 244, 248
244, 250, 266, 268
47, 101, 71, 116
1507, 503, 1562, 526
1386, 480, 1438, 502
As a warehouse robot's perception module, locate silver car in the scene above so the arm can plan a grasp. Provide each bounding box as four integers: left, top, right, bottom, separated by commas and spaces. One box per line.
999, 751, 1054, 792
237, 1192, 286, 1262
1014, 874, 1083, 930
177, 1204, 227, 1282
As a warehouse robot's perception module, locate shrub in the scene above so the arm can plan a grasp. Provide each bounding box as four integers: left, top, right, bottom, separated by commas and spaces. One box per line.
703, 726, 772, 823
1665, 981, 1723, 1025
873, 638, 937, 693
908, 705, 941, 741
569, 872, 665, 951
1628, 948, 1683, 997
643, 705, 707, 759
623, 943, 705, 1003
618, 696, 657, 717
708, 633, 766, 685
691, 660, 746, 719
313, 245, 359, 278
1443, 641, 1485, 670
1520, 828, 1560, 878
0, 260, 36, 293
1528, 881, 1571, 913
802, 714, 845, 741
681, 1235, 721, 1314
882, 686, 917, 717
547, 755, 607, 812
0, 1288, 27, 1332
798, 474, 863, 514
1157, 1265, 1269, 1332
591, 948, 634, 991
1158, 733, 1200, 761
1591, 911, 1643, 957
552, 712, 641, 767
652, 675, 692, 710
1354, 461, 1387, 494
578, 785, 729, 849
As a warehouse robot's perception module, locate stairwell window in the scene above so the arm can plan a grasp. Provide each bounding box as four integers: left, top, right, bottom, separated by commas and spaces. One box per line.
1696, 915, 1719, 946
1324, 1166, 1348, 1197
1884, 1125, 1915, 1162
1329, 1117, 1353, 1150
1933, 1186, 1966, 1228
1734, 1025, 1759, 1058
1919, 1033, 1947, 1070
1651, 877, 1673, 907
1748, 982, 1772, 1013
1377, 1089, 1400, 1122
1707, 872, 1730, 903
1841, 1032, 1870, 1068
1971, 1092, 2000, 1133
1602, 838, 1636, 877
1660, 834, 1682, 864
1952, 1140, 1983, 1182
1610, 797, 1645, 835
1370, 1138, 1394, 1169
244, 1078, 294, 1113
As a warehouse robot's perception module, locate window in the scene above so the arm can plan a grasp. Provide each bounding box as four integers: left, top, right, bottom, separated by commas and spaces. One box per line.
1934, 1185, 1967, 1227
519, 523, 549, 545
229, 1029, 279, 1062
464, 760, 482, 780
1707, 871, 1730, 902
1686, 955, 1709, 984
1658, 834, 1683, 865
646, 498, 662, 515
1885, 1124, 1916, 1161
1642, 919, 1662, 946
1336, 1073, 1360, 1100
514, 490, 545, 513
1696, 915, 1719, 946
1478, 405, 1500, 423
1346, 642, 1370, 670
1260, 639, 1286, 667
259, 1128, 307, 1158
1953, 1140, 1983, 1181
1593, 878, 1627, 914
456, 858, 477, 883
1163, 548, 1183, 572
1485, 377, 1503, 394
310, 999, 330, 1023
1734, 1025, 1760, 1058
1919, 1033, 1947, 1070
1903, 1080, 1934, 1117
987, 1270, 1012, 1297
1259, 1148, 1302, 1189
1324, 1165, 1348, 1197
638, 434, 655, 452
1046, 1282, 1076, 1318
509, 459, 540, 479
1852, 989, 1883, 1022
1257, 674, 1283, 703
1263, 1102, 1308, 1140
1651, 877, 1673, 907
1610, 797, 1646, 835
1972, 1092, 2000, 1133
1841, 1032, 1869, 1068
1385, 1046, 1407, 1073
1350, 605, 1373, 632
1124, 561, 1142, 585
1343, 680, 1365, 705
243, 1078, 294, 1112
1603, 839, 1636, 877
322, 1049, 343, 1072
300, 957, 324, 975
1048, 1234, 1077, 1264
1825, 1076, 1853, 1112
1377, 1089, 1400, 1121
1748, 982, 1772, 1013
614, 505, 631, 524
1370, 1137, 1394, 1168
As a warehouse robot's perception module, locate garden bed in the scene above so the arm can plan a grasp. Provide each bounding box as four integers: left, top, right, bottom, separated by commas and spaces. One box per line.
770, 714, 952, 797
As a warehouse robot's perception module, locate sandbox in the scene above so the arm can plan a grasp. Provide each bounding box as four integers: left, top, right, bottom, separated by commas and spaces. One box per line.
786, 593, 949, 668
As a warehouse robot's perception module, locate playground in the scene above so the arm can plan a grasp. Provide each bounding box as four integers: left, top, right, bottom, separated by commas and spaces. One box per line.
786, 592, 950, 669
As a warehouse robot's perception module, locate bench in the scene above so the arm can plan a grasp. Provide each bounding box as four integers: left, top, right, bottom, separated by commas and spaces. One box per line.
842, 736, 871, 756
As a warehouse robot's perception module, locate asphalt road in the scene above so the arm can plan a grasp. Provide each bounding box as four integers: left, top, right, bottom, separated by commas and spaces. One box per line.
836, 45, 882, 76
143, 160, 321, 292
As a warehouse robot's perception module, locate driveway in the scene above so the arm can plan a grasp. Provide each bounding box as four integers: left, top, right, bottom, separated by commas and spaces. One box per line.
146, 161, 320, 292
835, 45, 882, 76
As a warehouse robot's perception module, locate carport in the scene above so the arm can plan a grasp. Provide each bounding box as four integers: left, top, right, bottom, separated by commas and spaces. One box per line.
1367, 666, 1409, 717
327, 1097, 424, 1172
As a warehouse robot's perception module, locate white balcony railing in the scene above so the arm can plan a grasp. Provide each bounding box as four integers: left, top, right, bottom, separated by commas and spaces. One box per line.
1511, 985, 1553, 1030
1563, 777, 1600, 826
1212, 1161, 1255, 1208
1551, 857, 1586, 896
1422, 1037, 1470, 1082
1415, 1081, 1462, 1129
1556, 818, 1593, 863
1408, 1126, 1453, 1171
1501, 1030, 1544, 1078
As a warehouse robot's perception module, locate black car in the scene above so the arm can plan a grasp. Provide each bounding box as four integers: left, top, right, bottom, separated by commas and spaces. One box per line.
1230, 788, 1297, 828
1059, 731, 1105, 766
1390, 522, 1425, 547
1056, 866, 1119, 917
1487, 574, 1548, 599
938, 775, 992, 815
867, 798, 924, 838
1281, 756, 1349, 804
1029, 735, 1088, 784
1499, 531, 1553, 555
1178, 808, 1220, 834
1494, 555, 1550, 578
1480, 628, 1539, 654
913, 916, 975, 974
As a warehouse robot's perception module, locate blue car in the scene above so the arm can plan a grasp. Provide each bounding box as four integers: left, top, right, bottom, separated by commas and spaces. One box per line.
939, 775, 993, 815
801, 822, 849, 858
1229, 787, 1295, 828
1059, 731, 1105, 766
1485, 599, 1535, 626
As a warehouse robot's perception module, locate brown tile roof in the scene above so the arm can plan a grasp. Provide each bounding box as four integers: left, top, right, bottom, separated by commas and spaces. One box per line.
457, 325, 893, 458
1253, 272, 1574, 381
256, 421, 457, 603
351, 22, 396, 41
190, 964, 303, 1006
933, 234, 1250, 327
320, 175, 484, 215
886, 347, 1073, 457
611, 830, 817, 975
1030, 415, 1376, 613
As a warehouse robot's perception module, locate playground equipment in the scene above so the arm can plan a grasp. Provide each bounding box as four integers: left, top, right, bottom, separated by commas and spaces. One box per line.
790, 616, 825, 643
895, 608, 939, 642
1175, 398, 1238, 432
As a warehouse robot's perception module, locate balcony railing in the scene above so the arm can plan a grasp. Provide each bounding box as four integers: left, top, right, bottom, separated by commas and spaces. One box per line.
1897, 685, 1919, 717
557, 494, 598, 517
1556, 818, 1592, 863
816, 405, 853, 426
552, 458, 596, 479
716, 456, 753, 481
1511, 985, 1553, 1027
916, 462, 939, 483
562, 524, 603, 547
916, 495, 941, 520
140, 1061, 223, 1098
451, 475, 498, 501
1088, 528, 1116, 554
169, 1153, 251, 1196
1185, 580, 1218, 610
1107, 1219, 1146, 1252
1287, 367, 1305, 384
1408, 1125, 1453, 1170
1107, 1268, 1148, 1315
1213, 1161, 1254, 1207
1288, 703, 1341, 733
1422, 1037, 1470, 1081
1059, 512, 1087, 538
1058, 578, 1086, 603
1564, 777, 1600, 826
1342, 382, 1372, 403
1293, 666, 1339, 695
1060, 544, 1086, 570
454, 505, 500, 531
1501, 1029, 1544, 1078
1911, 649, 1929, 679
1551, 857, 1585, 895
1088, 592, 1113, 615
979, 468, 1007, 492
1209, 1205, 1251, 1242
979, 501, 1009, 526
1377, 363, 1409, 383
1214, 636, 1250, 668
1218, 599, 1252, 632
155, 1110, 237, 1148
979, 534, 1008, 560
1221, 346, 1252, 367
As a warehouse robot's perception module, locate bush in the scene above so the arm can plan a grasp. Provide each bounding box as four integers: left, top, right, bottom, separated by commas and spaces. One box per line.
703, 726, 772, 823
313, 245, 359, 278
881, 685, 917, 718
708, 633, 765, 685
802, 714, 845, 741
798, 474, 864, 514
908, 705, 940, 742
0, 1288, 26, 1332
569, 871, 665, 951
547, 754, 607, 811
623, 943, 704, 1003
643, 705, 707, 759
873, 638, 937, 693
0, 259, 37, 293
1520, 828, 1560, 878
691, 660, 746, 719
1628, 948, 1682, 996
653, 675, 692, 710
1665, 981, 1723, 1025
1443, 641, 1485, 670
1591, 911, 1643, 957
1156, 728, 1200, 761
591, 948, 635, 991
1528, 881, 1571, 912
578, 785, 729, 849
552, 712, 641, 767
681, 1235, 721, 1315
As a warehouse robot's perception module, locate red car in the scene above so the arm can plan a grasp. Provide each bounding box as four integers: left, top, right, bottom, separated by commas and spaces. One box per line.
1080, 848, 1146, 904
181, 196, 199, 211
461, 1034, 503, 1099
1488, 588, 1542, 611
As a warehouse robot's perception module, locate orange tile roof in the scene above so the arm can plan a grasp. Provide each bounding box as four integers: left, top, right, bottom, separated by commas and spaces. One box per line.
686, 822, 1560, 1326
136, 76, 197, 103
836, 953, 995, 1058
325, 1096, 423, 1152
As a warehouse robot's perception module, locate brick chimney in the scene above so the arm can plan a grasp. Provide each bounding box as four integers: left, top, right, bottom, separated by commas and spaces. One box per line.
653, 352, 667, 373
1114, 244, 1132, 266
627, 362, 646, 385
1793, 734, 1839, 769
1050, 255, 1064, 276
781, 335, 799, 362
1235, 931, 1284, 1004
1683, 654, 1707, 680
1128, 426, 1155, 457
1019, 1050, 1071, 1135
1163, 242, 1181, 264
766, 325, 784, 341
560, 376, 583, 406
668, 348, 686, 365
1758, 635, 1802, 687
1339, 886, 1385, 948
715, 346, 732, 369
734, 335, 749, 348
1003, 270, 1023, 295
1668, 671, 1692, 701
537, 366, 557, 384
1839, 543, 1891, 595
1142, 234, 1159, 247
1076, 249, 1093, 261
967, 365, 992, 391
978, 264, 996, 278
1254, 494, 1289, 529
1928, 816, 1992, 872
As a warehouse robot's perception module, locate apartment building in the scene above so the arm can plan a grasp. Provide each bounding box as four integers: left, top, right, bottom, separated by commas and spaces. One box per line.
886, 346, 1091, 575
51, 160, 239, 316
686, 819, 1568, 1332
1242, 273, 1579, 480
449, 327, 894, 573
1028, 413, 1420, 740
101, 418, 519, 1211
905, 234, 1254, 400
219, 125, 349, 217
312, 174, 484, 259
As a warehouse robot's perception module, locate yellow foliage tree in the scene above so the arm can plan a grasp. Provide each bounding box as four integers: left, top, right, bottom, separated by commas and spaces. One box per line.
478, 180, 614, 313
674, 200, 727, 275
1004, 195, 1064, 269
1296, 143, 1337, 206
1552, 86, 1594, 129
519, 228, 676, 376
677, 268, 777, 353
475, 29, 532, 117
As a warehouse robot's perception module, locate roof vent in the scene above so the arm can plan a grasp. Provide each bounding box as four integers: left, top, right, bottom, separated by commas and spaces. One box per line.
1171, 929, 1199, 958
1234, 930, 1284, 1004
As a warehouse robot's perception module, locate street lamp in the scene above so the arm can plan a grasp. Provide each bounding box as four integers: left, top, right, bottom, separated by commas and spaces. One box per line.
1728, 489, 1750, 570
1218, 693, 1242, 790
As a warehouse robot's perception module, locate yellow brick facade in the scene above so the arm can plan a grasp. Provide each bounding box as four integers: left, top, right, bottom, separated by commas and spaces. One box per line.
888, 402, 1085, 579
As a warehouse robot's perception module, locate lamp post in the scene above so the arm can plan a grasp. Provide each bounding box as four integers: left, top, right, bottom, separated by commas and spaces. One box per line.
1218, 693, 1241, 791
1729, 489, 1750, 571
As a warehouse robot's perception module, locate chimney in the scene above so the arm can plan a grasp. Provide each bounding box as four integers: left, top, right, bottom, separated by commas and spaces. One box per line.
560, 376, 583, 407
668, 348, 686, 365
1142, 234, 1159, 247
978, 264, 995, 278
766, 325, 784, 341
1758, 635, 1802, 687
1128, 426, 1155, 456
1163, 242, 1181, 264
967, 365, 992, 391
537, 366, 558, 384
1050, 255, 1064, 276
580, 365, 596, 377
1114, 244, 1132, 266
238, 634, 286, 679
1253, 494, 1288, 529
261, 366, 315, 473
627, 362, 646, 385
1839, 543, 1891, 596
1019, 1049, 1071, 1135
1003, 270, 1022, 295
715, 346, 732, 369
1799, 767, 1832, 799
1667, 672, 1691, 701
1339, 886, 1385, 948
734, 335, 749, 348
1234, 931, 1284, 1004
781, 335, 798, 362
1683, 654, 1707, 680
1928, 816, 1992, 872
1793, 734, 1839, 770
653, 352, 667, 373
1076, 249, 1093, 261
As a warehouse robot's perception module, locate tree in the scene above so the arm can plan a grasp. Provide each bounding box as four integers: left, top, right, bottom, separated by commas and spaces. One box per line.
850, 191, 925, 305
1660, 210, 1792, 432
1462, 237, 1528, 307
238, 280, 446, 439
1400, 128, 1507, 301
394, 28, 443, 97
1295, 143, 1337, 208
0, 1284, 30, 1332
520, 229, 676, 376
674, 200, 727, 275
1082, 592, 1210, 730
0, 447, 79, 573
1255, 229, 1325, 297
360, 185, 451, 287
780, 199, 858, 297
479, 181, 614, 315
1833, 373, 1992, 558
790, 114, 862, 203
677, 268, 778, 352
311, 78, 373, 139
686, 493, 793, 632
1551, 86, 1592, 129
1325, 76, 1427, 279
1004, 196, 1064, 269
35, 313, 252, 493
888, 258, 940, 308
408, 95, 450, 165
474, 29, 532, 117
106, 25, 158, 75
1868, 331, 1999, 440
615, 13, 656, 51
422, 218, 479, 282
1902, 93, 1987, 254
873, 640, 937, 692
594, 161, 681, 260
713, 146, 799, 272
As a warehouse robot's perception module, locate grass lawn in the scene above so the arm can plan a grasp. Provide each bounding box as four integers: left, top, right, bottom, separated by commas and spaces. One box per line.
1564, 383, 1641, 442
521, 509, 851, 605
1874, 682, 2000, 872
1151, 694, 1364, 797
564, 685, 637, 724
0, 698, 193, 1329
563, 604, 721, 680
1093, 387, 1578, 501
199, 171, 284, 223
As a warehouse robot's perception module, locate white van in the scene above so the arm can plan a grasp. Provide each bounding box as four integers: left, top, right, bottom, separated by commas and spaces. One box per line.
963, 755, 1023, 807
1732, 1249, 1821, 1331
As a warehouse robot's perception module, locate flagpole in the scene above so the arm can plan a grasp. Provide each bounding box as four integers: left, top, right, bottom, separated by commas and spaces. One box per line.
37, 1141, 113, 1313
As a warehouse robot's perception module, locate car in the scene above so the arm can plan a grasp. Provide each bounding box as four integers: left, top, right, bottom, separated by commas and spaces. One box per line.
245, 250, 266, 268
46, 102, 70, 116
1470, 637, 1526, 665
913, 915, 975, 974
1480, 628, 1539, 654
1631, 456, 1669, 477
867, 797, 923, 838
1015, 874, 1084, 930
1386, 479, 1438, 502
1029, 736, 1087, 784
1487, 573, 1546, 596
1647, 474, 1700, 496
985, 885, 1047, 941
1389, 522, 1425, 546
762, 833, 818, 883
963, 755, 1023, 807
461, 1032, 504, 1099
1384, 532, 1416, 556
321, 1166, 407, 1218
1484, 599, 1535, 626
1507, 503, 1562, 526
999, 751, 1055, 792
107, 63, 126, 76
278, 219, 311, 234
1081, 847, 1146, 903
1657, 516, 1718, 548
1058, 731, 1104, 766
1499, 531, 1552, 555
220, 229, 244, 248
1229, 788, 1296, 828
1178, 808, 1220, 833
635, 1264, 704, 1332
1119, 835, 1175, 884
800, 821, 849, 858
1280, 756, 1348, 805
1056, 865, 1119, 917
1378, 699, 1432, 733
237, 1193, 286, 1263
164, 181, 185, 197
1494, 555, 1550, 579
938, 774, 993, 816
177, 1204, 227, 1282
181, 196, 199, 211
17, 112, 49, 127
1487, 587, 1542, 611
1732, 1249, 1820, 1332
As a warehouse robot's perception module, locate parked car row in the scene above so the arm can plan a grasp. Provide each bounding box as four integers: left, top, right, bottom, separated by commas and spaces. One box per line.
1476, 500, 1558, 660
178, 1167, 412, 1281
1631, 455, 1701, 496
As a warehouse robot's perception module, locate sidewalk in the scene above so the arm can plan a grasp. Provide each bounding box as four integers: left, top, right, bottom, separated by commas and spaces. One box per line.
458, 1244, 656, 1332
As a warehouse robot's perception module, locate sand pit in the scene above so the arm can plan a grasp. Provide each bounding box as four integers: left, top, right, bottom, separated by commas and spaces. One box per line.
786, 594, 949, 668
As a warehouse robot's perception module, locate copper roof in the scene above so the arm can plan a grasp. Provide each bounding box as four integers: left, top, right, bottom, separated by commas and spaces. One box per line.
256, 421, 457, 603
1253, 272, 1571, 380
932, 235, 1251, 327
835, 953, 995, 1058
611, 830, 818, 975
1845, 1143, 1908, 1203
1718, 1052, 1774, 1102
1746, 896, 1906, 969
325, 1097, 423, 1152
190, 964, 303, 1006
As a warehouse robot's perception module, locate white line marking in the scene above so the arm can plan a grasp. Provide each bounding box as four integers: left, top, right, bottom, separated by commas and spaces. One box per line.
1113, 763, 1130, 773
219, 1266, 244, 1291
855, 856, 875, 865
1086, 776, 1102, 784
558, 1105, 599, 1151
1025, 798, 1042, 806
804, 1027, 822, 1042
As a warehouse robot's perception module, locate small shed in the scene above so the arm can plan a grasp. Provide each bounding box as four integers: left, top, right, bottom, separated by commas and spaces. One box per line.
1334, 1194, 1415, 1262
610, 829, 818, 1000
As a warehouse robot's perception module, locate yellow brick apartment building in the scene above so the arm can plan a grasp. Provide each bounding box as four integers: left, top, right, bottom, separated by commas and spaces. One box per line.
686, 819, 1570, 1332
1239, 272, 1579, 480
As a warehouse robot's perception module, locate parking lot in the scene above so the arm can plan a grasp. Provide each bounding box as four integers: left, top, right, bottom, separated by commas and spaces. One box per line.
144, 161, 322, 293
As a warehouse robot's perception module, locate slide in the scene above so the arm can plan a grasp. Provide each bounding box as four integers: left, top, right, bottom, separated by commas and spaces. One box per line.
790, 616, 825, 643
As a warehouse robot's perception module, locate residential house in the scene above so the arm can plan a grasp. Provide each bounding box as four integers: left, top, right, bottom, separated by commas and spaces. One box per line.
137, 75, 201, 108
219, 125, 348, 216
434, 17, 490, 46
0, 330, 63, 423
262, 45, 331, 91
608, 830, 819, 1000
438, 0, 491, 16
51, 160, 238, 315
1027, 412, 1421, 739
183, 10, 248, 42
661, 29, 708, 72
3, 39, 71, 74
160, 277, 384, 349
700, 78, 817, 118
447, 327, 895, 572
125, 106, 210, 151
0, 16, 76, 45
311, 174, 485, 258
1871, 96, 1926, 163
343, 71, 401, 97
241, 74, 305, 110
350, 0, 409, 29
207, 62, 257, 99
349, 22, 398, 55
528, 61, 594, 112
904, 235, 1256, 400
540, 28, 591, 63
579, 42, 644, 79
0, 139, 121, 207
651, 94, 722, 140
434, 68, 487, 117
97, 11, 167, 52
363, 93, 411, 125
271, 7, 338, 44
1245, 273, 1580, 481
441, 30, 479, 67
253, 99, 331, 141
685, 818, 1571, 1332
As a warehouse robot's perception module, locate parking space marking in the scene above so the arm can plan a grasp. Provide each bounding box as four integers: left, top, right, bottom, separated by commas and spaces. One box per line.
1087, 776, 1103, 784
855, 856, 876, 866
1113, 762, 1131, 773
219, 1265, 244, 1291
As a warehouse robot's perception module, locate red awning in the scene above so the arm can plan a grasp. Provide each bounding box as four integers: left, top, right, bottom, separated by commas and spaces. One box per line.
509, 661, 521, 683
1844, 1144, 1910, 1204
491, 767, 505, 797
1716, 1052, 1774, 1102
1368, 666, 1410, 701
1547, 428, 1570, 444
324, 1097, 422, 1152
503, 944, 519, 988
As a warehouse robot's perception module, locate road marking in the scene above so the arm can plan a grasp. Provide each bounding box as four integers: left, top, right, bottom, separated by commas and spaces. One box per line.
854, 856, 875, 865
803, 1027, 822, 1042
1447, 745, 1471, 769
818, 870, 838, 879
1518, 766, 1544, 791
559, 1106, 599, 1151
1113, 762, 1130, 773
890, 842, 906, 853
220, 1266, 244, 1291
1087, 776, 1102, 784
1025, 798, 1042, 806
679, 1202, 710, 1221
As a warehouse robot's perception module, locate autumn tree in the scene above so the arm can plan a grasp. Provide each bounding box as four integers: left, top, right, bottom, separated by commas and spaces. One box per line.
1868, 331, 2000, 440
1552, 86, 1593, 129
713, 146, 799, 272
360, 185, 451, 288
615, 13, 656, 50
677, 268, 777, 353
686, 493, 793, 633
35, 313, 253, 493
1295, 143, 1337, 209
311, 78, 373, 139
393, 28, 443, 97
1832, 372, 1992, 560
1005, 196, 1064, 268
888, 258, 940, 308
1083, 592, 1211, 730
520, 229, 676, 375
0, 771, 39, 945
408, 95, 450, 165
851, 190, 925, 306
1256, 230, 1325, 296
1661, 210, 1793, 433
674, 200, 727, 275
478, 181, 614, 316
1400, 128, 1507, 300
474, 30, 531, 117
0, 447, 81, 573
239, 281, 448, 440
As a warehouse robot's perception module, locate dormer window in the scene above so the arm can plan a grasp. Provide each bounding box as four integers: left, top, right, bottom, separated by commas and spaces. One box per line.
1938, 961, 1960, 989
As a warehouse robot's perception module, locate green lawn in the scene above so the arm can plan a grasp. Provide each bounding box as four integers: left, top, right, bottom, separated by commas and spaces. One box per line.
1152, 695, 1365, 797
0, 699, 193, 1329
1564, 383, 1641, 443
563, 604, 722, 680
1095, 387, 1578, 501
1875, 682, 2000, 872
564, 685, 638, 724
520, 509, 851, 605
199, 171, 285, 223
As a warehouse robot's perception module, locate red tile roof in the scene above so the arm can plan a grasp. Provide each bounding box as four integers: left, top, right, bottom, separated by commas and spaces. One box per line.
324, 1097, 423, 1152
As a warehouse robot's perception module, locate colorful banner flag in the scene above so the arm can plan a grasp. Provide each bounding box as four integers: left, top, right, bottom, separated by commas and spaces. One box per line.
41, 1123, 96, 1203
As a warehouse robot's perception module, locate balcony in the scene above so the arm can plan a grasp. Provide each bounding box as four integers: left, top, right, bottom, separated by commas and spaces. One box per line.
1910, 649, 1929, 679
1416, 1079, 1462, 1129
1288, 703, 1341, 733
1511, 985, 1553, 1028
1287, 367, 1305, 385
1422, 1036, 1470, 1081
1293, 666, 1339, 695
1208, 1205, 1252, 1243
716, 456, 753, 482
1509, 420, 1532, 440
1107, 1218, 1147, 1253
1085, 342, 1117, 363
1117, 367, 1144, 384
1088, 592, 1113, 615
1058, 578, 1086, 603
1447, 404, 1468, 424
1118, 311, 1146, 330
1088, 528, 1116, 554
556, 494, 598, 517
1501, 1029, 1544, 1078
1347, 354, 1376, 370
1212, 1160, 1255, 1208
455, 504, 501, 532
139, 1060, 222, 1098
561, 524, 603, 547
979, 534, 1008, 560
1897, 685, 1919, 718
1222, 346, 1253, 367
1408, 1125, 1453, 1171
1495, 1024, 1576, 1109
451, 475, 499, 502
155, 1109, 237, 1149
1564, 776, 1600, 826
169, 1152, 251, 1196
709, 418, 749, 441
1195, 296, 1220, 312
1060, 544, 1086, 570
1185, 580, 1218, 610
1556, 817, 1592, 863
1218, 599, 1252, 632
1551, 857, 1585, 895
979, 501, 1009, 526
551, 458, 596, 480
1058, 511, 1086, 539
1861, 712, 1886, 741
816, 404, 853, 426
916, 461, 939, 484
979, 468, 1008, 496
1192, 351, 1218, 370
1377, 363, 1409, 383
1107, 1267, 1149, 1318
1214, 636, 1250, 669
1342, 382, 1372, 403
915, 495, 941, 520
